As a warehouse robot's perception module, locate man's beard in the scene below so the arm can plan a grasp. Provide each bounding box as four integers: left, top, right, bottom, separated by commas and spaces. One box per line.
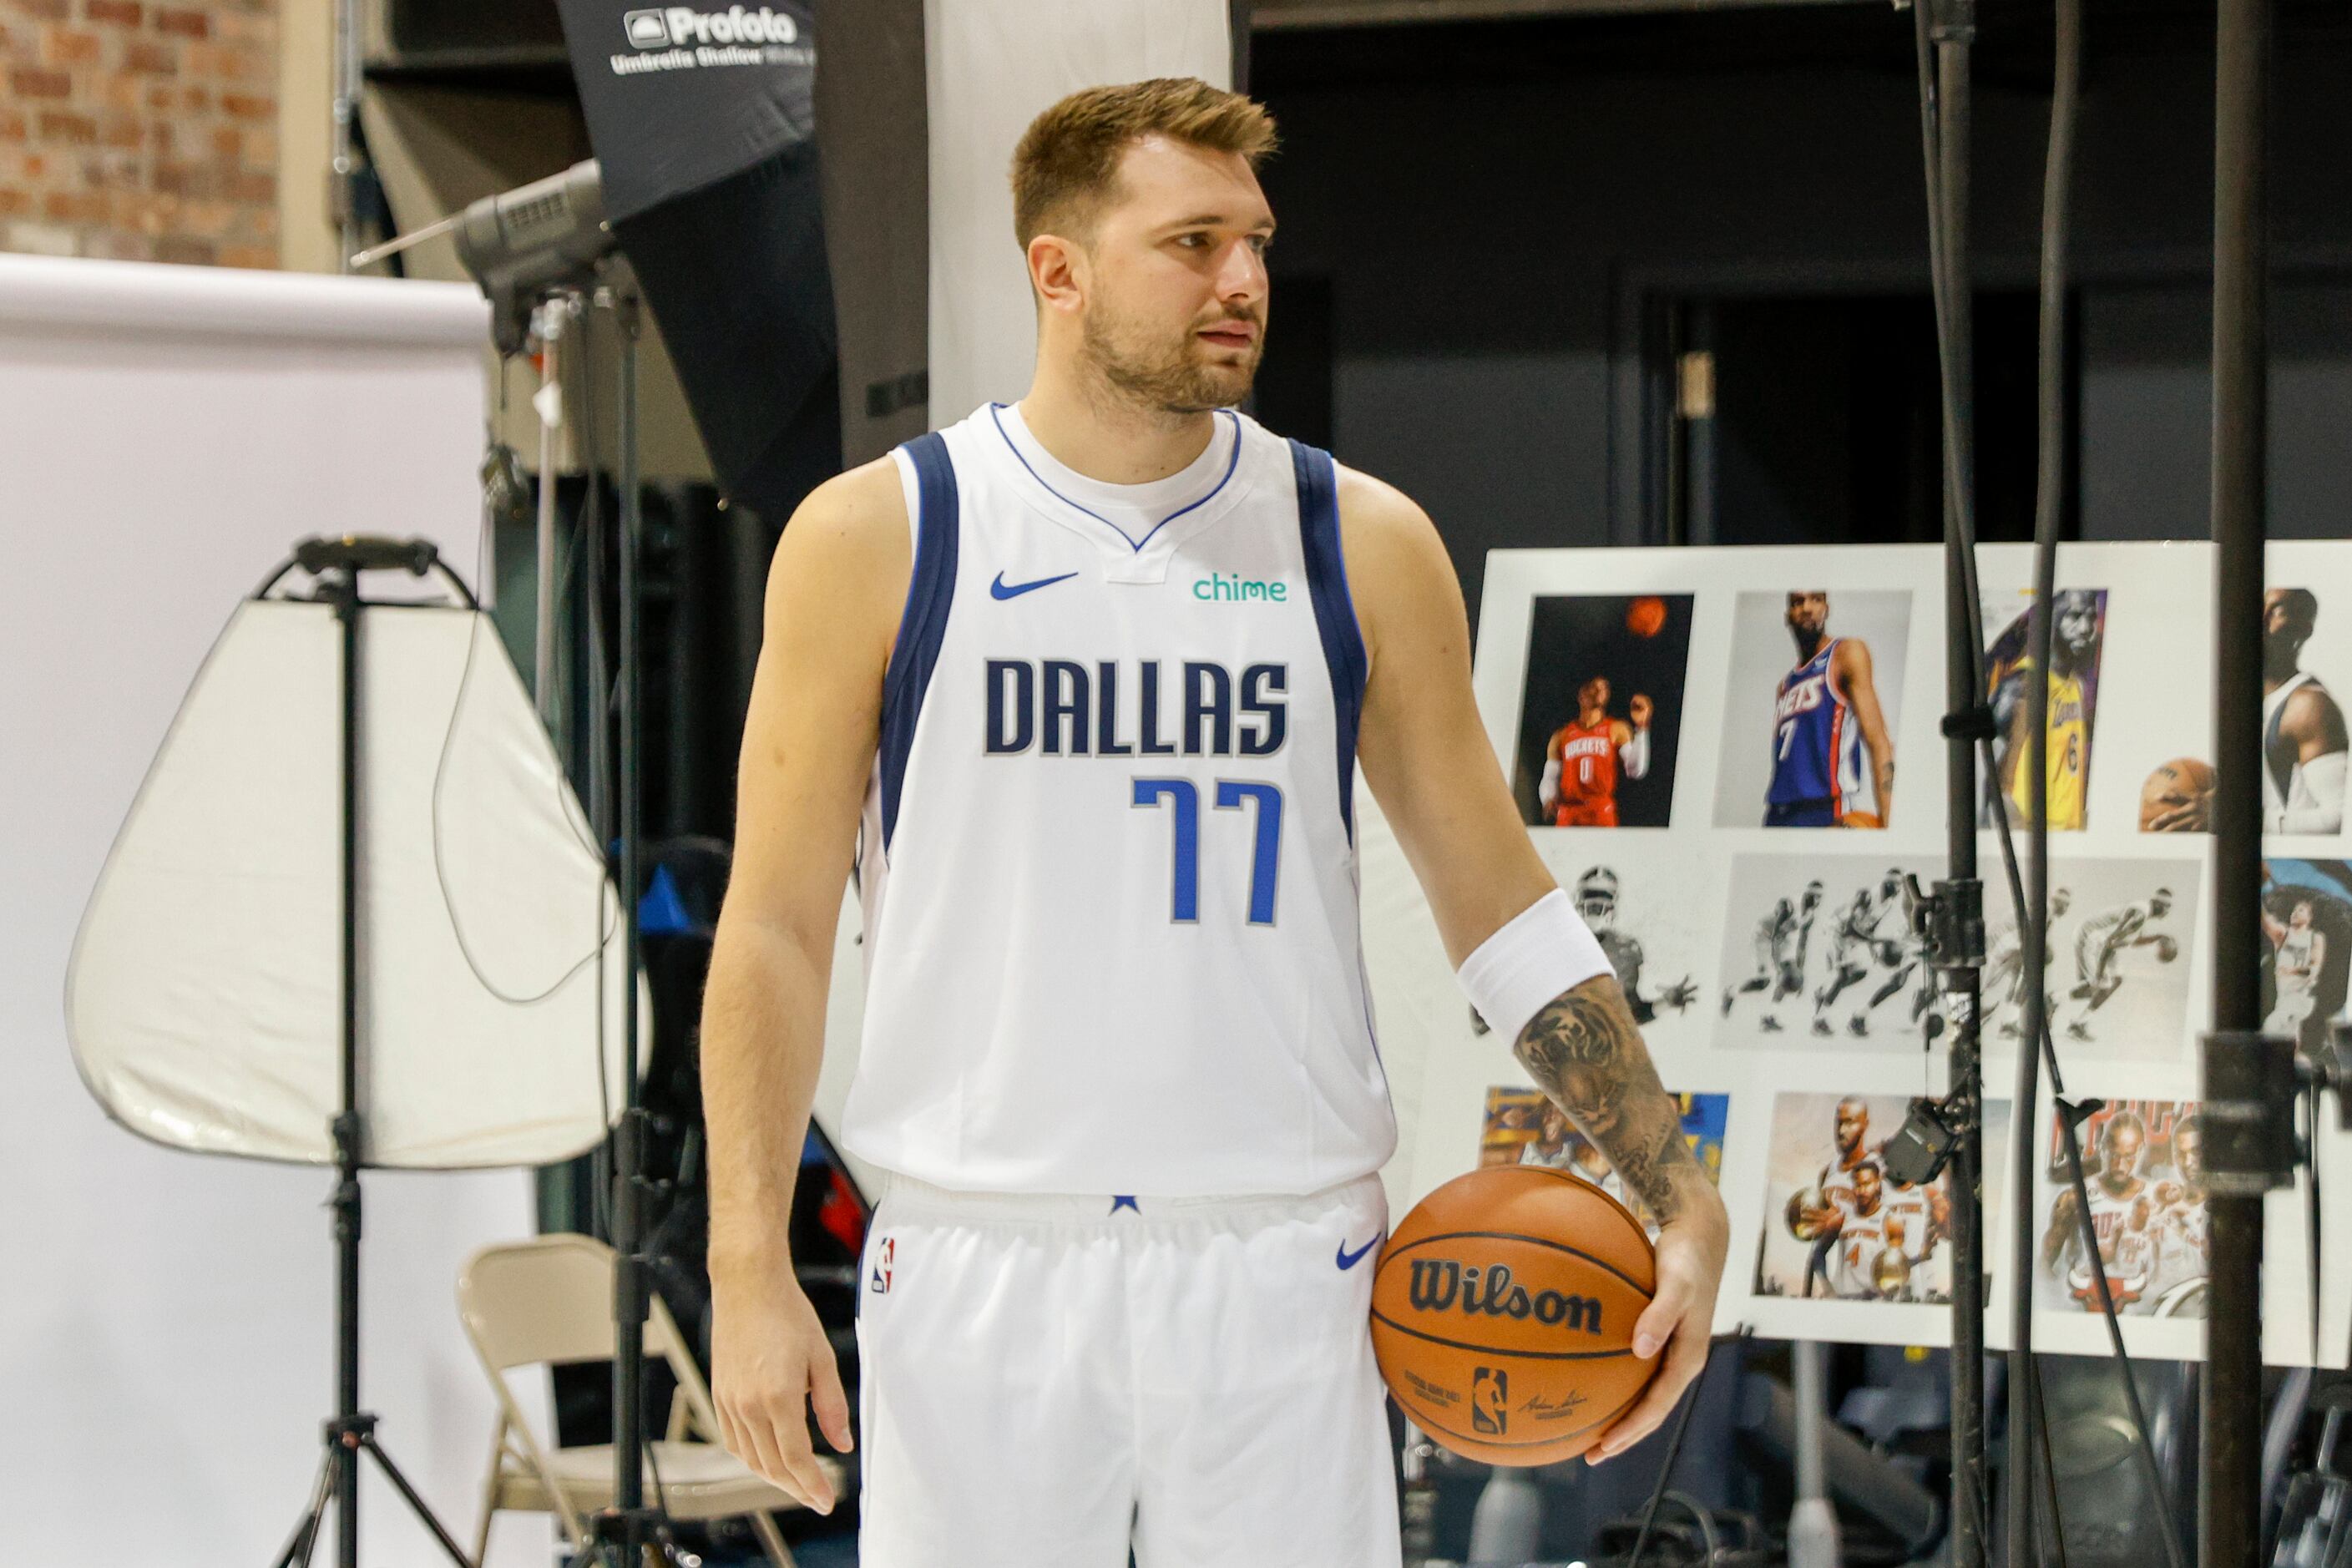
1081, 302, 1260, 414
2265, 623, 2304, 678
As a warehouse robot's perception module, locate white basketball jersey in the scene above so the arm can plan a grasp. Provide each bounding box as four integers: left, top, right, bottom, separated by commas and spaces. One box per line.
2265, 670, 2321, 812
837, 403, 1397, 1196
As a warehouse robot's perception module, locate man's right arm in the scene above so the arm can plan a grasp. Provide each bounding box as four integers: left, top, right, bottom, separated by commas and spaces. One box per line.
701, 457, 908, 1512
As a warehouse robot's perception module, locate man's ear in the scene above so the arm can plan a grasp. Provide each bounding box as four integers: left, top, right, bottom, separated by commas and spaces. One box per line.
1029, 233, 1088, 317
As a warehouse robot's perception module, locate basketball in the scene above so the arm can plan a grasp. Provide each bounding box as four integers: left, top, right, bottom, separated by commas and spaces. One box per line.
1371, 1165, 1659, 1466
2139, 756, 2215, 831
1626, 596, 1668, 638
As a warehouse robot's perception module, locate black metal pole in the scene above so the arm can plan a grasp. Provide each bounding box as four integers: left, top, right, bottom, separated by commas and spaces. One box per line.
610, 277, 650, 1564
1916, 5, 1990, 1557
2008, 0, 2079, 1554
333, 565, 364, 1568
2204, 0, 2272, 1556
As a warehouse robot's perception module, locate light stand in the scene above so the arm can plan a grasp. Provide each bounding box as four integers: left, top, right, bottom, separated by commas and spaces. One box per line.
264, 536, 478, 1568
2203, 0, 2278, 1555
585, 265, 669, 1568
1900, 1, 1990, 1557
356, 168, 680, 1566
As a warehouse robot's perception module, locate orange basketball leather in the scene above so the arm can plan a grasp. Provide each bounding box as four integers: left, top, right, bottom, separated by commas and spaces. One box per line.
1371, 1166, 1659, 1465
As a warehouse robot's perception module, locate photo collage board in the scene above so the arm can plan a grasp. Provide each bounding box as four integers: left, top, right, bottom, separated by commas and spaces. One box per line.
1359, 540, 2352, 1363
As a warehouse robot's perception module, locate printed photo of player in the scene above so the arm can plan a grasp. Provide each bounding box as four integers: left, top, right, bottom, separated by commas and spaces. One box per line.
1481, 1086, 1728, 1238
1720, 881, 1824, 1034
1982, 588, 2107, 831
1979, 857, 2198, 1057
1809, 870, 1933, 1040
1714, 590, 1909, 830
2260, 861, 2352, 1055
2139, 587, 2348, 835
1753, 1093, 1982, 1305
1511, 594, 1695, 828
1571, 865, 1698, 1025
1539, 678, 1652, 827
2038, 1100, 2208, 1318
1716, 854, 1942, 1049
2064, 888, 2177, 1043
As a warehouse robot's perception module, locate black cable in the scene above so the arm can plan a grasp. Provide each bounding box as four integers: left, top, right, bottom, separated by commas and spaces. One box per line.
1626, 1330, 1745, 1568
2027, 1353, 2070, 1568
1903, 3, 2177, 1563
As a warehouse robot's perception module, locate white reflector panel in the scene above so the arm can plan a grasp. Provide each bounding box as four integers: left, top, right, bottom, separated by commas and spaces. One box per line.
67, 594, 643, 1168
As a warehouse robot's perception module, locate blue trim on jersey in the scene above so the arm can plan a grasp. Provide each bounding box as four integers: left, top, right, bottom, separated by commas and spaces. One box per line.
1291, 438, 1368, 841
987, 402, 1242, 553
878, 432, 959, 849
1765, 799, 1839, 828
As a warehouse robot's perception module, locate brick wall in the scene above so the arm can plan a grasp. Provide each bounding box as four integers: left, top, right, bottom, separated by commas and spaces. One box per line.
2, 0, 279, 267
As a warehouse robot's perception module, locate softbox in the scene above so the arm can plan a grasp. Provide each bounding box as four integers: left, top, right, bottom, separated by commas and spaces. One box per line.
554, 0, 840, 524
66, 586, 644, 1169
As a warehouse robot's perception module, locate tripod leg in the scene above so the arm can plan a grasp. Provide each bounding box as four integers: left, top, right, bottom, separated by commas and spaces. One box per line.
359, 1434, 480, 1567
272, 1441, 342, 1568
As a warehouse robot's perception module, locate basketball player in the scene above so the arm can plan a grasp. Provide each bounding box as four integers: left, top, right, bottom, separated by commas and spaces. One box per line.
2042, 1111, 2153, 1310
696, 81, 1728, 1563
1764, 591, 1897, 828
2065, 888, 2175, 1042
1813, 873, 1900, 1036
1848, 895, 1933, 1040
1574, 865, 1697, 1025
2262, 898, 2328, 1043
2264, 589, 2349, 832
1989, 589, 2099, 831
1987, 887, 2069, 1039
1540, 676, 1652, 826
1822, 1161, 1933, 1301
1522, 1101, 1630, 1197
2144, 1115, 2211, 1309
1790, 1100, 1872, 1243
1723, 882, 1822, 1032
2134, 588, 2348, 833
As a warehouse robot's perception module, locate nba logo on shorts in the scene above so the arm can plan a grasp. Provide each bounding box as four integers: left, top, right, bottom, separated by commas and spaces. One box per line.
870, 1237, 894, 1296
1471, 1367, 1508, 1434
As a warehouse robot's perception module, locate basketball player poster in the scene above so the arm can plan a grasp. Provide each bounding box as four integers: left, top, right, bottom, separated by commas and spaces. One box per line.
1980, 587, 2109, 831
1479, 1086, 1728, 1238
2034, 1099, 2209, 1320
1751, 1093, 2010, 1308
2261, 860, 2352, 1055
1712, 589, 1912, 830
2140, 584, 2350, 837
1530, 840, 1708, 1044
1713, 853, 1944, 1049
1978, 857, 2201, 1061
1509, 594, 1695, 827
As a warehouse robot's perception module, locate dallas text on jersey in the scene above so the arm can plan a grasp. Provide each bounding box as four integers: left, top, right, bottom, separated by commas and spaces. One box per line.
984, 657, 1289, 757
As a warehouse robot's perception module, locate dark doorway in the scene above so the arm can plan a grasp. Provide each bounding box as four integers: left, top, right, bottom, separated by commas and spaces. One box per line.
1672, 290, 2068, 548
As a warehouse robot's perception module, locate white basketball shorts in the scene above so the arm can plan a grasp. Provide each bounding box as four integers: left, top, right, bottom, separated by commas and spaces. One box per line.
852, 1171, 1402, 1567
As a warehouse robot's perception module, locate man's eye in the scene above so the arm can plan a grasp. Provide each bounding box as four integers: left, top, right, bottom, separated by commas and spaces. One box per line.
1248, 235, 1272, 255
1177, 233, 1209, 248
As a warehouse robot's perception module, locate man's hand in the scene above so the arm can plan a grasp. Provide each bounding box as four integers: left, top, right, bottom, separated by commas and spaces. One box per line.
1588, 1175, 1729, 1464
711, 1266, 853, 1513
1629, 693, 1653, 730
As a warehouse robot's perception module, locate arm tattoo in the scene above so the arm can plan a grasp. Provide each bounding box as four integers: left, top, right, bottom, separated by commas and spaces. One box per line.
1514, 974, 1699, 1225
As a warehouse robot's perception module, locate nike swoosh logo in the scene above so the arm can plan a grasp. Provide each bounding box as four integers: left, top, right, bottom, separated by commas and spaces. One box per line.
1336, 1230, 1386, 1271
990, 569, 1080, 600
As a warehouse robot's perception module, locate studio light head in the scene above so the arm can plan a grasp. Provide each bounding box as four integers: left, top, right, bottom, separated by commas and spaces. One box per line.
351, 159, 615, 356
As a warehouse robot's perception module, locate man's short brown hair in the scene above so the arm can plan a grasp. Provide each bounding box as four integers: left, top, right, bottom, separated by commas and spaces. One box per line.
1010, 77, 1277, 249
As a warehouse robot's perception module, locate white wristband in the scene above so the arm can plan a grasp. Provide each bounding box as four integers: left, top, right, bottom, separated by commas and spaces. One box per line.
1456, 888, 1616, 1049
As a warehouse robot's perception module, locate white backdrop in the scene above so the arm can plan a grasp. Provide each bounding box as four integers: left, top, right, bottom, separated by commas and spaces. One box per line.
924, 0, 1231, 424
0, 255, 552, 1565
